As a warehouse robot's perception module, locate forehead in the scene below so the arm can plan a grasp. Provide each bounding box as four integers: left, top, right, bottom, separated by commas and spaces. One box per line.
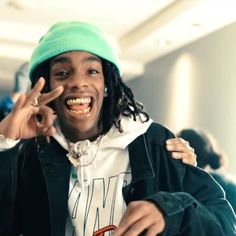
51, 51, 102, 65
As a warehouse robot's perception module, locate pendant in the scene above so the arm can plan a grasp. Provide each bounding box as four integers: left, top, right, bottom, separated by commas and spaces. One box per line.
66, 136, 102, 167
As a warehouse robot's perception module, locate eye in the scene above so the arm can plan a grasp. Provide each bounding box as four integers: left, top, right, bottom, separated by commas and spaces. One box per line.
88, 69, 99, 75
53, 70, 69, 79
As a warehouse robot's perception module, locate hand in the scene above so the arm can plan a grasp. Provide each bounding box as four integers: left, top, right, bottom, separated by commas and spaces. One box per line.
0, 77, 63, 140
114, 200, 165, 236
166, 138, 197, 166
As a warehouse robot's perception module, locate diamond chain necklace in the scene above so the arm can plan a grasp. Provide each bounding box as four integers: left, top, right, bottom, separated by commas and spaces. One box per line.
66, 135, 103, 167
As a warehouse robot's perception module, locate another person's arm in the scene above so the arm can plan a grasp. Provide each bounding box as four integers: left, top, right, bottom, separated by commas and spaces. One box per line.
166, 137, 197, 166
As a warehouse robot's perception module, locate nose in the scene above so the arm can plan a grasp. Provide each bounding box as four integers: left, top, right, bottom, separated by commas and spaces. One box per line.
67, 72, 88, 90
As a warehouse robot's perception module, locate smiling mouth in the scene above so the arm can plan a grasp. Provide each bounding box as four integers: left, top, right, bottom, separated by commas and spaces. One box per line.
65, 97, 92, 115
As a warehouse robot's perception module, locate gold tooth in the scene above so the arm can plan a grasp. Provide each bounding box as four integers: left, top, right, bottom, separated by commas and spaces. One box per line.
67, 97, 91, 105
69, 107, 91, 114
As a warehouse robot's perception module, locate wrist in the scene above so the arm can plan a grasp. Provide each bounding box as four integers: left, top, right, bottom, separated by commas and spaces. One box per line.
0, 133, 19, 142
0, 114, 18, 140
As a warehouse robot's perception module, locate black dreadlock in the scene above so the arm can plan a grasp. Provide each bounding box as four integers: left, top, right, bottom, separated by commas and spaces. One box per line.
101, 59, 149, 133
31, 57, 149, 135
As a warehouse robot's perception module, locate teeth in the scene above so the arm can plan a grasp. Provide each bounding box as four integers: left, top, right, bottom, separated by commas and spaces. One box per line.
67, 97, 91, 105
70, 108, 91, 114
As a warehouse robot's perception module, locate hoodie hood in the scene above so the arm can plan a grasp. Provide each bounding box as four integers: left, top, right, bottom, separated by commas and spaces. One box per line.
53, 115, 152, 151
101, 115, 152, 149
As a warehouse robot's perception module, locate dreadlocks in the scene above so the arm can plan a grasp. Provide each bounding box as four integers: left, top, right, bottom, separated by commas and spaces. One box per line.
101, 59, 149, 133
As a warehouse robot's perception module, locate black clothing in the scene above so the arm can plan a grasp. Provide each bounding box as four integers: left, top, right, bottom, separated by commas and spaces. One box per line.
211, 172, 236, 213
0, 123, 235, 235
0, 96, 14, 121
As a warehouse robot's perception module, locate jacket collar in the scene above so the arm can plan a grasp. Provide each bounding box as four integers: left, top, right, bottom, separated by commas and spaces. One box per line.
128, 133, 155, 183
37, 138, 71, 234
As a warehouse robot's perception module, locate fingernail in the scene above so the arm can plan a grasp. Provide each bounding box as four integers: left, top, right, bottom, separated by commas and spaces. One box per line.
172, 153, 179, 158
166, 144, 172, 150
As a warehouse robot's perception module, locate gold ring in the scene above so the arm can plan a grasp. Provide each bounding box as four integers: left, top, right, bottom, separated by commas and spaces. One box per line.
32, 96, 39, 107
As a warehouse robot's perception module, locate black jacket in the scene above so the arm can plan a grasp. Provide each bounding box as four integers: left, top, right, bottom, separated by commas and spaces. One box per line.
211, 172, 236, 213
0, 123, 235, 235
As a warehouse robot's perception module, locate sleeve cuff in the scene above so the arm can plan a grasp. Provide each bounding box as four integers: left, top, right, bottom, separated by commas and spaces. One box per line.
0, 134, 20, 151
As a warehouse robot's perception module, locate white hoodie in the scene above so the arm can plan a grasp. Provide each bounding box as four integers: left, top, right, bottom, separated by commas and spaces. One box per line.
54, 115, 152, 236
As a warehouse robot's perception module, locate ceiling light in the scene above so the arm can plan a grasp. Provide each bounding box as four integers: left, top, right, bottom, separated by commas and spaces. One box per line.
192, 23, 202, 27
156, 39, 171, 47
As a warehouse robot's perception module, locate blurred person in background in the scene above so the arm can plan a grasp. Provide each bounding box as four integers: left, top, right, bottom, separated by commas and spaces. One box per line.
0, 62, 30, 120
178, 127, 236, 213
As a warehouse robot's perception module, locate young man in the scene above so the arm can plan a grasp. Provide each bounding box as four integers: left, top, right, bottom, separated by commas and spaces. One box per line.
0, 21, 235, 236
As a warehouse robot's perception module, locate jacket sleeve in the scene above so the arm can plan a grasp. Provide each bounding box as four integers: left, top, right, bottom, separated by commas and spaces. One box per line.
211, 172, 236, 214
148, 166, 236, 236
0, 144, 21, 234
0, 140, 29, 235
143, 123, 236, 236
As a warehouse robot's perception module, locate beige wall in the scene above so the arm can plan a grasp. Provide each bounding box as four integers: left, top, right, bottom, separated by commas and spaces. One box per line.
127, 21, 236, 175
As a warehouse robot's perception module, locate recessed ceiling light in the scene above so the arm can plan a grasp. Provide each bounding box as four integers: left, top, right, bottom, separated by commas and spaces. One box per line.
156, 39, 171, 47
192, 23, 202, 27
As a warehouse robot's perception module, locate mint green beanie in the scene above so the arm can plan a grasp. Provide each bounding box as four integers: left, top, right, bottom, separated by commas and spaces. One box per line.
29, 21, 121, 80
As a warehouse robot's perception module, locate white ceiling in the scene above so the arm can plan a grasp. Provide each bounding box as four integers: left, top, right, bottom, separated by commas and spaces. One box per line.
0, 0, 236, 88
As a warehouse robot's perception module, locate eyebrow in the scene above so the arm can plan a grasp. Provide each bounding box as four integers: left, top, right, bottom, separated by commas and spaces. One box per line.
50, 54, 102, 66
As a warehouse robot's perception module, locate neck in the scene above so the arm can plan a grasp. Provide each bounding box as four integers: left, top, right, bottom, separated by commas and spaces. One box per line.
60, 125, 103, 143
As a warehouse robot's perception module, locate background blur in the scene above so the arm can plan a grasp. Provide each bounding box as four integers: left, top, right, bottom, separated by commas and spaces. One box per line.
0, 0, 236, 175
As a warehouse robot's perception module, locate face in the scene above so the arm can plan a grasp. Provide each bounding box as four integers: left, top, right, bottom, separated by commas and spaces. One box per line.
49, 51, 105, 141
